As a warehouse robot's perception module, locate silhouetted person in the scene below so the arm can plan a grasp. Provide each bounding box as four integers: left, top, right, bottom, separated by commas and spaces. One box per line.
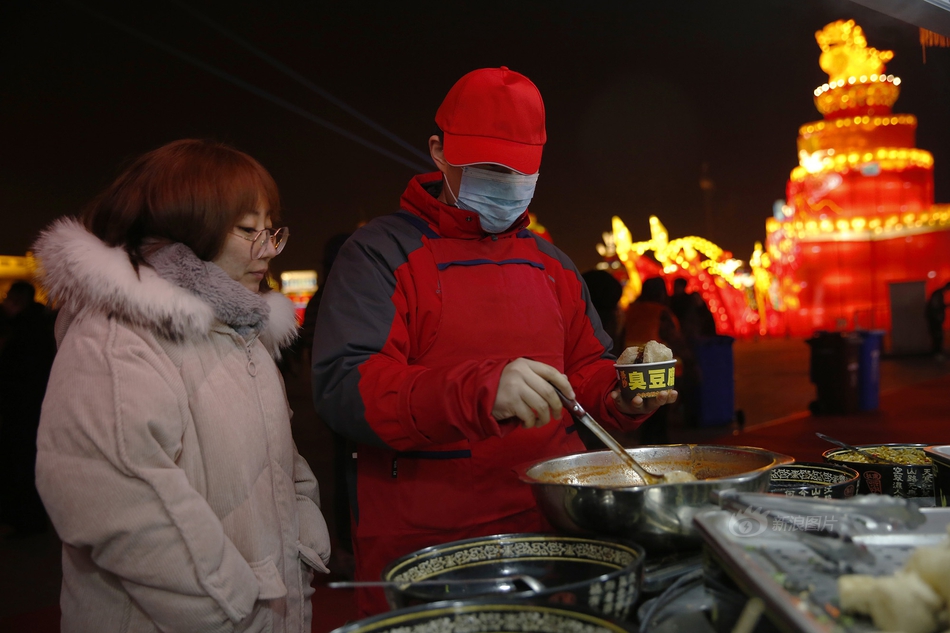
582, 269, 625, 357
669, 278, 692, 334
693, 292, 717, 337
301, 233, 352, 364
302, 232, 355, 576
624, 277, 690, 443
667, 278, 714, 426
927, 282, 950, 358
0, 281, 56, 537
670, 277, 716, 340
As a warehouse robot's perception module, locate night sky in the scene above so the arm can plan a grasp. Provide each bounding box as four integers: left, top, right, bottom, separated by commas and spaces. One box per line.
2, 0, 949, 278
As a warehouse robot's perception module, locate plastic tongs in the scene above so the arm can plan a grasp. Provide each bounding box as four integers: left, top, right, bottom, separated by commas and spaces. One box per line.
713, 490, 926, 569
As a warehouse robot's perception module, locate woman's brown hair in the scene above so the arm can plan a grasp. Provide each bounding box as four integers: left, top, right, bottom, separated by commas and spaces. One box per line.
84, 139, 281, 266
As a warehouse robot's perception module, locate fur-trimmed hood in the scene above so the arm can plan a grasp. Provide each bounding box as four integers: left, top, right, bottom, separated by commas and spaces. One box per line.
32, 217, 298, 356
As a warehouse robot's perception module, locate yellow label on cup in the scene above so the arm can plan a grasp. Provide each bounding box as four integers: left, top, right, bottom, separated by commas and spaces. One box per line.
616, 361, 676, 400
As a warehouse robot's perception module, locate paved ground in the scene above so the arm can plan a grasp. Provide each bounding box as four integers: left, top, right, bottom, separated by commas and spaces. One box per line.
2, 336, 948, 632
672, 335, 950, 444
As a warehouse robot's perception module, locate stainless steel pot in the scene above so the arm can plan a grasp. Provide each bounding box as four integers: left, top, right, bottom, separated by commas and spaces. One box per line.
381, 533, 645, 621
515, 444, 793, 553
329, 600, 633, 633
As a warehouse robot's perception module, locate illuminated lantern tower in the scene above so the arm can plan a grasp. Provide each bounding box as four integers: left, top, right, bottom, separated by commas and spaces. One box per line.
765, 20, 950, 336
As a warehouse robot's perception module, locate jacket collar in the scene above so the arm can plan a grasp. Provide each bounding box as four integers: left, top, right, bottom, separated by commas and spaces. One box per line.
399, 172, 530, 239
32, 218, 298, 355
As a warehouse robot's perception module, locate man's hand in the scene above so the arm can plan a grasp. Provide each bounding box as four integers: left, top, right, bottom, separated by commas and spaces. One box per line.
611, 389, 678, 416
492, 358, 573, 428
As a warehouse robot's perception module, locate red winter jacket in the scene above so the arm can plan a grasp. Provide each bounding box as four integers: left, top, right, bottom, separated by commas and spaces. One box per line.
311, 172, 646, 615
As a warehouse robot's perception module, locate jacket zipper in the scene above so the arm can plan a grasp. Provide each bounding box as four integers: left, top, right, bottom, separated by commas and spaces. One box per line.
244, 341, 257, 377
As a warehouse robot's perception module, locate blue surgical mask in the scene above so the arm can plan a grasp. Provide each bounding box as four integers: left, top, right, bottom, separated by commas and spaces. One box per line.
455, 167, 539, 233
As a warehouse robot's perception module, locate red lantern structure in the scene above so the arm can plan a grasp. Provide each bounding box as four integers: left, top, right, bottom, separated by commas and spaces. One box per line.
763, 19, 950, 336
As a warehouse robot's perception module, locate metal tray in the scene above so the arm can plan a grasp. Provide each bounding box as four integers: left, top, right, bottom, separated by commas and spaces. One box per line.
693, 507, 950, 633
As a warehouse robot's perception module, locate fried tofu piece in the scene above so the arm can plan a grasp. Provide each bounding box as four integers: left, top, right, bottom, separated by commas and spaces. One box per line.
616, 340, 673, 365
838, 572, 944, 633
617, 346, 640, 365
642, 340, 673, 363
905, 545, 950, 605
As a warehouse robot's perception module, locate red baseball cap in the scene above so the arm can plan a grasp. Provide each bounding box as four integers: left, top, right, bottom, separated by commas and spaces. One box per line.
436, 67, 546, 175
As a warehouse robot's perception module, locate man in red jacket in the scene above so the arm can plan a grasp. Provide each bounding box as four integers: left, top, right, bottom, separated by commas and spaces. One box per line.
311, 66, 677, 616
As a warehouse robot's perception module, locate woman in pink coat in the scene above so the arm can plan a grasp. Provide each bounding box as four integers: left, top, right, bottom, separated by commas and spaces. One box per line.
34, 139, 331, 633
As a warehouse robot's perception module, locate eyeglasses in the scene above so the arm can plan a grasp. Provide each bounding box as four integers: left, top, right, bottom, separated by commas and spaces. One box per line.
231, 227, 289, 259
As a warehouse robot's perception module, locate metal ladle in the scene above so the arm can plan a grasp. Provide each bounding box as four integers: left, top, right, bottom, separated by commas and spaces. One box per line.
553, 386, 696, 485
815, 433, 901, 466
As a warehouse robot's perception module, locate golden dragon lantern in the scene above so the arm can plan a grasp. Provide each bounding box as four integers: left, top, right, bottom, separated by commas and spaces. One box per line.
598, 215, 758, 337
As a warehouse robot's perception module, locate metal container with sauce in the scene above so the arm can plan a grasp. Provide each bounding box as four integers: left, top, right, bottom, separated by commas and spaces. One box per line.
823, 443, 933, 498
516, 444, 793, 552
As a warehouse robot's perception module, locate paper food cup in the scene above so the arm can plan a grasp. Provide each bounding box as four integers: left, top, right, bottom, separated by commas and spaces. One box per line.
614, 360, 677, 400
